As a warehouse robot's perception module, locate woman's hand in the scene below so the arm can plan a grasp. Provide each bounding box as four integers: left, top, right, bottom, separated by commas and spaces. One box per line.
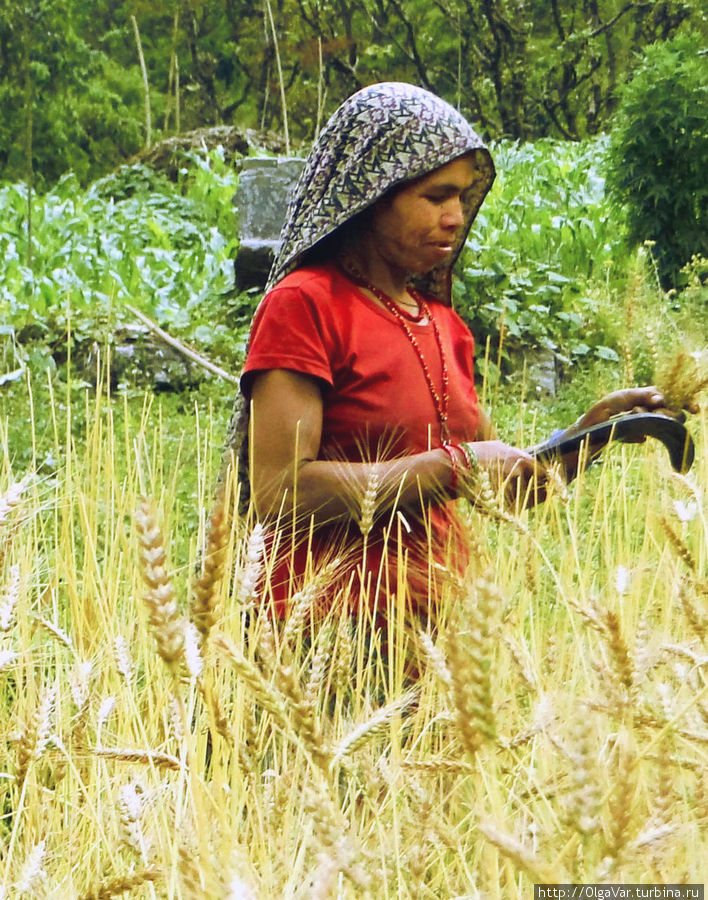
552, 386, 688, 480
570, 386, 684, 436
462, 440, 551, 509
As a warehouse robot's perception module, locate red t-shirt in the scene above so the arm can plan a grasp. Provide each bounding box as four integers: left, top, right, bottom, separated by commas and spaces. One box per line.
241, 261, 481, 616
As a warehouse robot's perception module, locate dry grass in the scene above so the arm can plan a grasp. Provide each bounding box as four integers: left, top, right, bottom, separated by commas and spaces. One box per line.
0, 373, 707, 898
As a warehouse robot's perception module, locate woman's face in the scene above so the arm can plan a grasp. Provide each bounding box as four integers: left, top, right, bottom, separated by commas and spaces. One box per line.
365, 154, 478, 276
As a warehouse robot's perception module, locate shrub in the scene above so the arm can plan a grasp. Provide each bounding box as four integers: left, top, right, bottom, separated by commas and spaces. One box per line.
604, 31, 708, 287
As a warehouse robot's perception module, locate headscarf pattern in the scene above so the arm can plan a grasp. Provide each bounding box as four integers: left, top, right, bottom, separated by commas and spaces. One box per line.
266, 81, 495, 304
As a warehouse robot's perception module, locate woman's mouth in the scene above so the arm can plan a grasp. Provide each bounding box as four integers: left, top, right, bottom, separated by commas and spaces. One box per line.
429, 242, 454, 256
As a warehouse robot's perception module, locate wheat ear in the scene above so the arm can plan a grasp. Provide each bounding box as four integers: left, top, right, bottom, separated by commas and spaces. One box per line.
0, 478, 29, 576
478, 822, 560, 883
282, 557, 341, 648
446, 573, 498, 755
0, 563, 20, 632
16, 684, 56, 787
661, 515, 696, 572
93, 747, 181, 771
191, 490, 229, 639
0, 477, 28, 528
357, 467, 380, 537
600, 608, 635, 696
214, 634, 291, 735
331, 690, 418, 766
12, 840, 47, 895
605, 727, 638, 865
277, 662, 330, 770
135, 496, 184, 668
236, 521, 266, 607
565, 711, 600, 839
79, 867, 160, 900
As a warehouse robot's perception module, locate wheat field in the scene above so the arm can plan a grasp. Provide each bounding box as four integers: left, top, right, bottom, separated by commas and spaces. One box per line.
1, 370, 706, 899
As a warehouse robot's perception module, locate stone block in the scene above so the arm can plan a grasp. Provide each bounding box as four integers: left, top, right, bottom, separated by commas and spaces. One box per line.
234, 156, 305, 291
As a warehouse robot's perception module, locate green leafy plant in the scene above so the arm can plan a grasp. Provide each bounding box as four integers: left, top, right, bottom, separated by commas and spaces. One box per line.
0, 152, 248, 375
604, 31, 708, 287
457, 138, 624, 368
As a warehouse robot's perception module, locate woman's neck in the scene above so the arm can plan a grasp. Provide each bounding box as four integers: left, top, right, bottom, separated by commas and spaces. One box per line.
338, 237, 410, 304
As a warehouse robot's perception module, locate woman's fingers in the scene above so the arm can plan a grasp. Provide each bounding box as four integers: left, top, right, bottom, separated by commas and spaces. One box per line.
506, 454, 551, 507
468, 442, 550, 508
577, 386, 692, 432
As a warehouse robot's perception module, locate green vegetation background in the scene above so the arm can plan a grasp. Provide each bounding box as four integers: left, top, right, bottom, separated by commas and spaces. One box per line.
2, 0, 707, 188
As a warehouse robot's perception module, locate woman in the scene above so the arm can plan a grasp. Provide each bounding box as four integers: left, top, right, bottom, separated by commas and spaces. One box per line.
231, 82, 672, 619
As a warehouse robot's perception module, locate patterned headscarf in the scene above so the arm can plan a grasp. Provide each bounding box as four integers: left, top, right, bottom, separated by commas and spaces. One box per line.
265, 81, 495, 305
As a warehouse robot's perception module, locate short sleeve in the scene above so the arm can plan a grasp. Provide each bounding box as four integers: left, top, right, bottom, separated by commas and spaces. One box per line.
240, 284, 335, 396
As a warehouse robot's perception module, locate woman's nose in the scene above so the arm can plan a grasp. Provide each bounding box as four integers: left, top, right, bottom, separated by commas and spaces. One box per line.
441, 199, 464, 229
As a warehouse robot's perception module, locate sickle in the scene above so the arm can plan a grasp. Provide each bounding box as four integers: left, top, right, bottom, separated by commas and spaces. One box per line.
528, 412, 695, 474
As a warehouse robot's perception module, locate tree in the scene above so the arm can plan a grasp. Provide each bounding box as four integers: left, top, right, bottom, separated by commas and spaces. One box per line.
0, 0, 144, 186
0, 0, 706, 185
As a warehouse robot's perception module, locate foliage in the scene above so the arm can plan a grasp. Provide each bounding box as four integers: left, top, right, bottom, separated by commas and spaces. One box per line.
0, 151, 246, 375
1, 140, 705, 390
457, 137, 625, 370
604, 30, 708, 286
0, 0, 146, 188
1, 0, 706, 185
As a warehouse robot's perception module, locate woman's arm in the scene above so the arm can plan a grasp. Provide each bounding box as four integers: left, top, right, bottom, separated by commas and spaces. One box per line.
248, 369, 547, 521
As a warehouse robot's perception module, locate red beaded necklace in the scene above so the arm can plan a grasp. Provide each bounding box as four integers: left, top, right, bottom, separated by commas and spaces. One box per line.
338, 262, 451, 444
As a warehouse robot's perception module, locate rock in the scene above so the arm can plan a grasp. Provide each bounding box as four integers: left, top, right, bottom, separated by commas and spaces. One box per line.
233, 156, 306, 291
131, 126, 289, 181
523, 347, 558, 398
73, 324, 203, 392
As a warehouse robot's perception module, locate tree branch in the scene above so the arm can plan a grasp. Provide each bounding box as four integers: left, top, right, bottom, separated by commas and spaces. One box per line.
126, 305, 240, 386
